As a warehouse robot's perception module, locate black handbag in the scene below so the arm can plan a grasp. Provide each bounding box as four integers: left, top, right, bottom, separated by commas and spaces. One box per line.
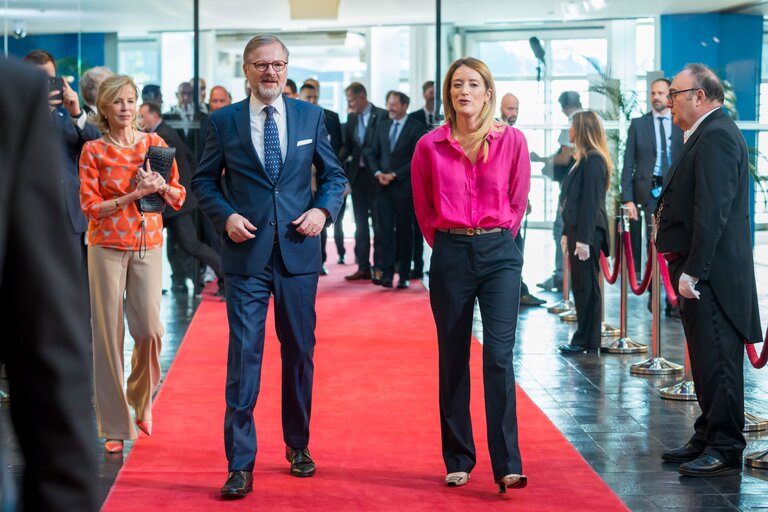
136, 145, 176, 213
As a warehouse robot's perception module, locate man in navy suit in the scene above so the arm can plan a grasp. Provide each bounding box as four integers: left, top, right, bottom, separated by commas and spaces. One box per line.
191, 34, 346, 499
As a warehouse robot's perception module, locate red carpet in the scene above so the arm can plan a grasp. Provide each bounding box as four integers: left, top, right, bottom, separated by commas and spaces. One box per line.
102, 245, 628, 511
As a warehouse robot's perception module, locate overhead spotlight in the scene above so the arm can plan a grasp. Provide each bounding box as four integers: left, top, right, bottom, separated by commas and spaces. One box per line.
12, 20, 27, 40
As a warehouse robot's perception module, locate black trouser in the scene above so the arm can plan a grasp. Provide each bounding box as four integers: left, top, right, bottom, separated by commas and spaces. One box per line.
165, 212, 222, 282
670, 259, 745, 468
321, 197, 347, 263
350, 172, 379, 271
513, 232, 530, 297
412, 211, 424, 275
377, 187, 412, 281
429, 229, 523, 481
566, 228, 603, 349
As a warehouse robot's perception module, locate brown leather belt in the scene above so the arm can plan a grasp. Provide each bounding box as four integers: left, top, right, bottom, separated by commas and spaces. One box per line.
662, 251, 688, 263
438, 227, 503, 236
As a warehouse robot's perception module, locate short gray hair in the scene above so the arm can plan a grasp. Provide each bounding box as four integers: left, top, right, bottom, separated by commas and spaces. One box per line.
243, 34, 289, 64
79, 66, 113, 105
684, 63, 724, 103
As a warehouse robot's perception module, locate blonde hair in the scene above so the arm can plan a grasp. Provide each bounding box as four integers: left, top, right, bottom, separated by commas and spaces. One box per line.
571, 110, 612, 191
442, 57, 504, 163
95, 75, 139, 133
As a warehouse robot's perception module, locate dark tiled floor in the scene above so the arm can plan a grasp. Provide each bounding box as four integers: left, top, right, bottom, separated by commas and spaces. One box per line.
2, 228, 768, 511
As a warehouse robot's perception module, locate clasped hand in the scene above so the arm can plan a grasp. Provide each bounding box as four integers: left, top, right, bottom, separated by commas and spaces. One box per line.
135, 160, 165, 197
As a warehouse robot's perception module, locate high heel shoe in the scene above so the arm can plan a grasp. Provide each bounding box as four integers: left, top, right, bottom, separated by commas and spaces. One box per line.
496, 474, 527, 493
105, 439, 124, 453
136, 419, 152, 436
445, 472, 470, 487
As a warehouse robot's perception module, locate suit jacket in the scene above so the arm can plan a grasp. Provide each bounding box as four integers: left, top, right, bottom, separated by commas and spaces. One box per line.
655, 107, 761, 342
559, 151, 609, 254
192, 96, 347, 276
153, 120, 198, 219
0, 58, 98, 512
365, 116, 427, 193
53, 107, 100, 234
323, 108, 343, 154
338, 103, 388, 184
621, 111, 683, 207
408, 108, 434, 129
164, 110, 208, 157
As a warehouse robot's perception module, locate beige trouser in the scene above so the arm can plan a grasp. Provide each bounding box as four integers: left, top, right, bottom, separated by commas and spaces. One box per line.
89, 245, 164, 440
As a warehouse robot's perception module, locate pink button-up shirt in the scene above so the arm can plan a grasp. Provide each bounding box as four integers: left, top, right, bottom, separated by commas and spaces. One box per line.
411, 123, 531, 247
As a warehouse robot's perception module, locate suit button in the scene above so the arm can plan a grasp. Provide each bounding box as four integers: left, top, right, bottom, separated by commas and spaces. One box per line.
270, 221, 276, 226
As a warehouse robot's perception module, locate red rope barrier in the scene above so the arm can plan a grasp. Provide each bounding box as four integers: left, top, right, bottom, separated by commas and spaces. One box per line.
599, 233, 621, 284
657, 255, 768, 369
620, 232, 652, 295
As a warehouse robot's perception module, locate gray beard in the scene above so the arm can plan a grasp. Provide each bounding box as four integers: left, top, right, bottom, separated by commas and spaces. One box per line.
256, 83, 281, 101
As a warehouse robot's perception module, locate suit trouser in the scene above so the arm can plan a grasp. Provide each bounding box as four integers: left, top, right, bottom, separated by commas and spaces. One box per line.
566, 229, 603, 349
514, 232, 531, 297
224, 245, 319, 471
165, 212, 223, 281
321, 197, 347, 263
377, 187, 413, 280
89, 245, 164, 440
351, 172, 379, 271
671, 259, 746, 467
429, 230, 523, 481
412, 210, 424, 274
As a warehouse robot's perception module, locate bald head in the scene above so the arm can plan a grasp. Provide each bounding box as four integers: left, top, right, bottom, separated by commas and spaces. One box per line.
500, 93, 519, 126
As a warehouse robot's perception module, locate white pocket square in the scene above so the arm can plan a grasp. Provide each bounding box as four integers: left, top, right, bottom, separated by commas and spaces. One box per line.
297, 138, 313, 147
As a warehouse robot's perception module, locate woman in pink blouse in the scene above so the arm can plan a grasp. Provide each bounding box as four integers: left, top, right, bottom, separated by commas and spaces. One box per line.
411, 57, 530, 493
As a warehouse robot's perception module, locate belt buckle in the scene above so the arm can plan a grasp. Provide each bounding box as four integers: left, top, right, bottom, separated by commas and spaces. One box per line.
466, 227, 476, 236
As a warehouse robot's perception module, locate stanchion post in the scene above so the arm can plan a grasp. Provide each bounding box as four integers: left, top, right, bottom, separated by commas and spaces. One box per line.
601, 275, 620, 337
659, 343, 696, 400
630, 226, 682, 375
601, 206, 647, 354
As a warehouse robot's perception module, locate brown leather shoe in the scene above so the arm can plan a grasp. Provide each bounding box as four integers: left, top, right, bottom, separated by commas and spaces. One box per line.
221, 470, 253, 499
285, 447, 316, 477
345, 269, 372, 281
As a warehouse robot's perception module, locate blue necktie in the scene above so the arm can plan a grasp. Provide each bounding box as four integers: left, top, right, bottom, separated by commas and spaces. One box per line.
389, 121, 399, 151
263, 105, 282, 183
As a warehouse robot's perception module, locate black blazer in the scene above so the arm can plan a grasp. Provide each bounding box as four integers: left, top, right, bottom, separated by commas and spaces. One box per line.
153, 120, 197, 218
408, 108, 434, 129
364, 116, 428, 192
338, 103, 388, 183
621, 111, 683, 207
0, 58, 98, 511
52, 107, 100, 235
323, 108, 343, 154
655, 107, 761, 342
559, 151, 609, 254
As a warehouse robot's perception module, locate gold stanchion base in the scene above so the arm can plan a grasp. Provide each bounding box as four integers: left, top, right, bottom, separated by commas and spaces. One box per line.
559, 310, 578, 323
600, 337, 648, 354
630, 357, 683, 376
601, 323, 620, 337
659, 380, 696, 401
745, 449, 768, 469
547, 299, 574, 314
744, 412, 768, 433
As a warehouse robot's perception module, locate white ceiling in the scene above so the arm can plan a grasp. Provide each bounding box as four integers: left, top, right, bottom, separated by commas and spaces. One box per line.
2, 0, 765, 35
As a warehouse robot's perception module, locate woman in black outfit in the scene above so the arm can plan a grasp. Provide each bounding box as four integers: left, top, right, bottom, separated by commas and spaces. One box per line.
557, 110, 611, 354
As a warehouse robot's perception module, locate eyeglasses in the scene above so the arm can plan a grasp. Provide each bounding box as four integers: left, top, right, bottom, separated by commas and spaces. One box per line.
248, 60, 287, 72
666, 88, 700, 101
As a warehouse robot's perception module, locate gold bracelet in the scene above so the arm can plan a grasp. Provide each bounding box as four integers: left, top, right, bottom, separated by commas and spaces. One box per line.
113, 197, 120, 208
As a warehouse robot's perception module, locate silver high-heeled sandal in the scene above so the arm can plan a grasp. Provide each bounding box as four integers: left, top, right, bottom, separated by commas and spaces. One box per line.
497, 473, 527, 493
445, 471, 470, 487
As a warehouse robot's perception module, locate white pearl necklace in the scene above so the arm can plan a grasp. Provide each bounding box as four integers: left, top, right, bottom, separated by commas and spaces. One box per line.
106, 129, 137, 149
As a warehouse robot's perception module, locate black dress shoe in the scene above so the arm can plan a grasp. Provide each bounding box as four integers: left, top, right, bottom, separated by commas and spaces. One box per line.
558, 344, 591, 354
345, 269, 371, 281
520, 293, 546, 306
220, 470, 253, 499
381, 278, 393, 288
410, 270, 423, 279
661, 442, 702, 463
337, 255, 346, 264
678, 454, 741, 477
397, 279, 409, 289
286, 447, 316, 477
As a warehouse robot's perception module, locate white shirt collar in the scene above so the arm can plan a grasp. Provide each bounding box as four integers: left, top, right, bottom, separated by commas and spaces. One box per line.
684, 106, 721, 143
249, 93, 285, 118
652, 110, 671, 121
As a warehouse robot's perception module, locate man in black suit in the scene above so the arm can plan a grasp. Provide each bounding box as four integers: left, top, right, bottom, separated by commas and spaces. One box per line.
0, 57, 98, 512
656, 64, 762, 477
408, 80, 436, 128
138, 102, 223, 295
622, 78, 684, 315
300, 80, 346, 269
365, 91, 427, 289
338, 82, 388, 282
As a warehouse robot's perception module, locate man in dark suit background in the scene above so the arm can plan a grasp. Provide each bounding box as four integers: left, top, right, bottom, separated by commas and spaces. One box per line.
408, 80, 436, 128
0, 57, 98, 512
622, 78, 684, 315
338, 82, 388, 282
300, 80, 347, 270
656, 63, 762, 477
192, 34, 346, 499
365, 91, 427, 289
138, 102, 223, 295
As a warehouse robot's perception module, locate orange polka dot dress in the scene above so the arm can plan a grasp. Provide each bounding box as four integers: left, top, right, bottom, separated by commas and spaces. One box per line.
79, 132, 185, 251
